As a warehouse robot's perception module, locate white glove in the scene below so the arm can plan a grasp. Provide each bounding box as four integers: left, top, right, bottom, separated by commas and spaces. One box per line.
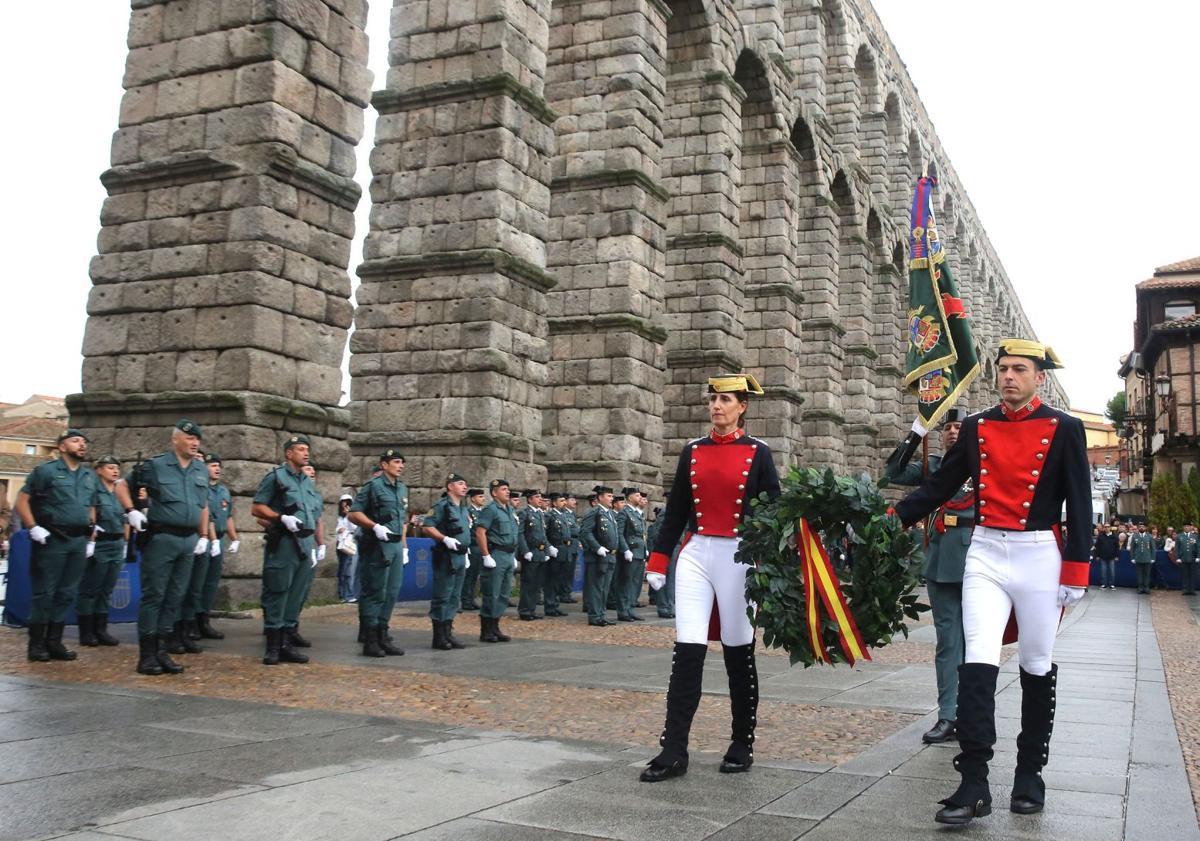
280, 514, 302, 533
523, 551, 533, 561
227, 540, 239, 554
442, 536, 462, 551
597, 546, 608, 557
483, 554, 496, 569
647, 572, 666, 591
465, 556, 471, 569
402, 547, 410, 566
547, 545, 558, 558
373, 523, 393, 541
29, 525, 50, 544
317, 544, 326, 562
94, 525, 106, 534
311, 548, 319, 568
126, 510, 147, 531
1058, 586, 1086, 607
194, 537, 209, 555
86, 541, 96, 558
514, 558, 521, 572
210, 540, 221, 557
623, 549, 633, 562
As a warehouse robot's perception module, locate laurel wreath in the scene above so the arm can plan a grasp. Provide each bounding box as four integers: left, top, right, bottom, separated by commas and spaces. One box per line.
736, 467, 928, 667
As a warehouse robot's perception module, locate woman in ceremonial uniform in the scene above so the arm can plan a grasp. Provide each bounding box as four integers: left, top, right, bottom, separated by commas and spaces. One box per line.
640, 375, 781, 782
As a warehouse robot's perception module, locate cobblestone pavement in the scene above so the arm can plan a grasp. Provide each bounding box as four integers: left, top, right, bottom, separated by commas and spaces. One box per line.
1150, 590, 1200, 819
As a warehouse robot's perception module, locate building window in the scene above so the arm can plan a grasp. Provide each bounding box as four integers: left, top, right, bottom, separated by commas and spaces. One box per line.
24, 444, 36, 455
1164, 299, 1196, 320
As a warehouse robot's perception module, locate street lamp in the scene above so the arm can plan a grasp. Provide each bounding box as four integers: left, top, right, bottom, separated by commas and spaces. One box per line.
1155, 374, 1172, 399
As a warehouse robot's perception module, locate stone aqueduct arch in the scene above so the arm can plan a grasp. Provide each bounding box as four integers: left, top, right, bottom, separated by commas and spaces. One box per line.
70, 0, 1068, 605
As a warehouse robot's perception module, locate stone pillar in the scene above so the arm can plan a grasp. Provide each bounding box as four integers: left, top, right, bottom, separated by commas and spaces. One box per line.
351, 0, 555, 508
70, 0, 370, 607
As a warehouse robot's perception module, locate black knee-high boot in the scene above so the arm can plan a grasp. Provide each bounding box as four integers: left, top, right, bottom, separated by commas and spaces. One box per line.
720, 642, 758, 773
1011, 663, 1057, 814
640, 642, 707, 782
935, 662, 998, 825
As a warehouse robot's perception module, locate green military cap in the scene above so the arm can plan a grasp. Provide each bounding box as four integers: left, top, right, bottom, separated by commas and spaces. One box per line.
468, 488, 485, 497
284, 434, 310, 450
203, 452, 222, 464
445, 472, 467, 485
489, 478, 509, 490
586, 493, 597, 503
94, 454, 120, 467
523, 488, 542, 499
547, 492, 563, 501
938, 408, 970, 428
621, 486, 641, 497
57, 428, 89, 443
510, 489, 523, 499
380, 448, 404, 462
175, 419, 203, 438
592, 485, 613, 495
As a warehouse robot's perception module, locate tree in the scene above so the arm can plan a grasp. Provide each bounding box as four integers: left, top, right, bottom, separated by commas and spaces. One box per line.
1187, 467, 1200, 513
1105, 391, 1127, 430
1148, 471, 1197, 530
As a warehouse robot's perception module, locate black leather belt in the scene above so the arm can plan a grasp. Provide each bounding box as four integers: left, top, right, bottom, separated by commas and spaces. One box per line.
46, 525, 93, 538
149, 524, 199, 537
294, 528, 315, 538
95, 532, 124, 542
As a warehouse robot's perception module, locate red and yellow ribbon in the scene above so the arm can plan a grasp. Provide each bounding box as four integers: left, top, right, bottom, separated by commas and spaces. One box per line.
799, 518, 871, 665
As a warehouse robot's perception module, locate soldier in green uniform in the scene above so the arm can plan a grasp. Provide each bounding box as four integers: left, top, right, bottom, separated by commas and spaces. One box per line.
559, 493, 581, 604
893, 408, 973, 743
543, 493, 569, 616
278, 462, 325, 650
1177, 523, 1199, 595
461, 488, 487, 610
517, 489, 550, 620
77, 454, 127, 647
581, 485, 626, 626
473, 478, 519, 643
120, 419, 210, 676
248, 435, 323, 665
14, 429, 98, 662
348, 449, 409, 657
616, 487, 649, 622
422, 473, 472, 650
647, 504, 677, 618
1131, 523, 1156, 594
181, 453, 239, 643
606, 493, 627, 613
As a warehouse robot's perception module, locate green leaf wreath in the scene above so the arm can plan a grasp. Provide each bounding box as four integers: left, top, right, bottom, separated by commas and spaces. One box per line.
736, 467, 928, 667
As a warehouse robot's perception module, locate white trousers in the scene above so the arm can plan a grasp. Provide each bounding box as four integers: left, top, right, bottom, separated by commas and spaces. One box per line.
963, 527, 1061, 676
675, 534, 755, 646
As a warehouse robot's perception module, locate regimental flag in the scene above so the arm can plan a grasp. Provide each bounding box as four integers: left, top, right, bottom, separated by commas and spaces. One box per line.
902, 176, 979, 430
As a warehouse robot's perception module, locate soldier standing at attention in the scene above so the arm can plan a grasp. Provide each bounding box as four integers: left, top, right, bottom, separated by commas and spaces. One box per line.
582, 485, 626, 627
543, 493, 569, 616
282, 462, 325, 650
461, 488, 487, 611
560, 493, 581, 604
617, 487, 649, 622
517, 489, 550, 621
182, 453, 239, 644
606, 493, 628, 613
250, 435, 323, 666
1131, 523, 1156, 594
77, 454, 127, 647
1176, 523, 1199, 595
423, 473, 472, 650
348, 449, 409, 657
15, 429, 98, 662
474, 478, 519, 643
119, 420, 209, 676
893, 408, 973, 744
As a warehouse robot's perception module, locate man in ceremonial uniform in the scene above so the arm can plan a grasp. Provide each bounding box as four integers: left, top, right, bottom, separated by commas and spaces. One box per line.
182, 453, 239, 643
647, 504, 676, 618
1130, 523, 1156, 594
543, 493, 570, 616
617, 487, 649, 621
894, 340, 1092, 825
348, 449, 409, 657
517, 489, 551, 620
119, 420, 209, 676
581, 485, 626, 626
14, 429, 98, 662
894, 409, 973, 744
423, 473, 472, 649
473, 479, 519, 642
461, 488, 487, 610
560, 493, 581, 604
1177, 523, 1198, 594
77, 455, 127, 648
250, 435, 323, 665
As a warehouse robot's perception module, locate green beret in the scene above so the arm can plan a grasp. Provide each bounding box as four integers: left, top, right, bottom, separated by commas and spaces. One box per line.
175, 419, 203, 438
94, 454, 120, 467
284, 434, 311, 451
203, 452, 222, 464
380, 448, 404, 462
57, 428, 89, 443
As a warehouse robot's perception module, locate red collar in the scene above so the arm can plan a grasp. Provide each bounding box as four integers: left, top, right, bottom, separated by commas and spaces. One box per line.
709, 427, 746, 444
1000, 396, 1042, 421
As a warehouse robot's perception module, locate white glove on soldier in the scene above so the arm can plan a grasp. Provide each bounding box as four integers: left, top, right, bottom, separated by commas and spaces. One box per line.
311, 548, 318, 568
465, 556, 471, 569
547, 545, 558, 558
514, 558, 521, 572
86, 541, 96, 558
194, 537, 209, 555
29, 525, 50, 544
442, 536, 462, 552
523, 551, 533, 561
280, 514, 302, 533
483, 554, 496, 569
402, 547, 410, 566
373, 523, 393, 541
210, 540, 221, 557
647, 572, 666, 591
227, 540, 240, 554
317, 544, 326, 562
126, 510, 147, 531
623, 549, 633, 562
1057, 586, 1086, 608
596, 546, 608, 557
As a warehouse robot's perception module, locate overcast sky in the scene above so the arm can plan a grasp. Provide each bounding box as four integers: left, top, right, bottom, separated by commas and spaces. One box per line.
2, 1, 1195, 416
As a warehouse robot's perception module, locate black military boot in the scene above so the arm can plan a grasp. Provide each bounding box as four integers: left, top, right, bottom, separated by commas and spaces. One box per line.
78, 614, 98, 647
492, 617, 511, 642
166, 624, 186, 654
720, 642, 758, 773
136, 634, 163, 675
176, 621, 202, 654
935, 663, 998, 825
480, 616, 499, 643
46, 622, 77, 661
1011, 664, 1057, 814
641, 642, 707, 782
432, 621, 452, 650
286, 624, 312, 648
357, 621, 369, 644
94, 613, 120, 646
361, 624, 385, 658
184, 617, 202, 641
27, 623, 50, 662
156, 635, 185, 674
445, 620, 467, 649
279, 629, 310, 664
378, 625, 404, 656
263, 628, 282, 665
197, 612, 224, 639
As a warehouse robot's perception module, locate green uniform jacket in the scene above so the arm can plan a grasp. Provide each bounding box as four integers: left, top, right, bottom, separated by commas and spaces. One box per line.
619, 506, 648, 561
351, 475, 409, 563
518, 507, 549, 562
253, 465, 323, 554
475, 500, 519, 555
208, 482, 234, 537
1178, 532, 1199, 563
424, 495, 471, 571
139, 452, 208, 529
23, 459, 99, 530
546, 507, 568, 549
581, 505, 625, 561
466, 504, 485, 552
893, 454, 972, 584
1131, 532, 1156, 563
94, 480, 125, 535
